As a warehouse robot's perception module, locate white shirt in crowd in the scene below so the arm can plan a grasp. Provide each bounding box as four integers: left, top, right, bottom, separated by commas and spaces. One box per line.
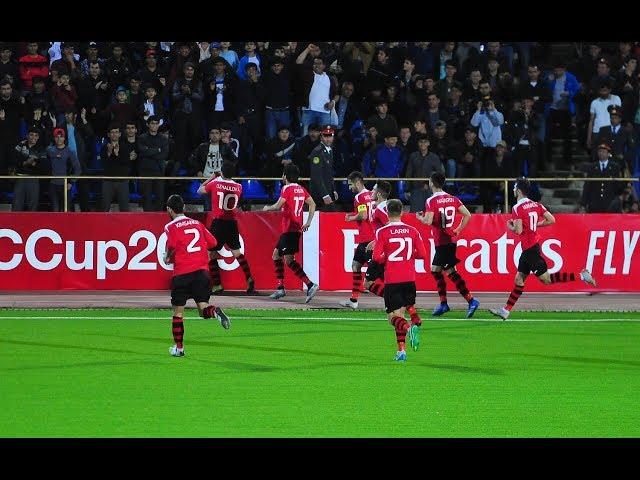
203, 144, 222, 177
590, 95, 622, 133
306, 72, 330, 113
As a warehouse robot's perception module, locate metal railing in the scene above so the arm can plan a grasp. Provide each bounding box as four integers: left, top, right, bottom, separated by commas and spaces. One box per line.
1, 175, 638, 213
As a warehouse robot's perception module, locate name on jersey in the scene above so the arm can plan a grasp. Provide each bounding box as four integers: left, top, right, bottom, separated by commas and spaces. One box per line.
521, 202, 537, 210
390, 228, 410, 234
174, 219, 199, 228
292, 187, 305, 194
435, 197, 455, 204
216, 183, 239, 192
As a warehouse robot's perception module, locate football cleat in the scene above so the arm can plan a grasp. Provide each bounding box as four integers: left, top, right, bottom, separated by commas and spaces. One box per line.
408, 325, 420, 351
305, 283, 319, 304
580, 269, 597, 287
394, 350, 407, 362
269, 289, 286, 300
211, 284, 224, 294
489, 307, 510, 321
169, 345, 185, 357
466, 298, 480, 318
432, 303, 450, 317
246, 277, 257, 295
339, 299, 358, 309
214, 307, 231, 330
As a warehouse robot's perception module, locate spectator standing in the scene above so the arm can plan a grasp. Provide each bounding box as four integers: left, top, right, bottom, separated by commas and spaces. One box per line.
11, 127, 48, 211
50, 42, 81, 83
367, 98, 398, 141
104, 86, 138, 127
264, 125, 296, 177
46, 128, 81, 212
141, 84, 165, 128
587, 80, 621, 150
237, 41, 261, 81
470, 96, 505, 166
18, 42, 48, 93
430, 120, 456, 179
595, 106, 635, 174
235, 63, 265, 172
294, 123, 320, 177
50, 72, 78, 121
137, 115, 169, 211
0, 80, 22, 184
262, 57, 291, 139
580, 143, 623, 213
518, 64, 552, 166
104, 43, 132, 97
363, 131, 404, 179
546, 60, 580, 169
219, 42, 239, 71
101, 124, 130, 212
481, 140, 515, 213
454, 126, 482, 184
0, 44, 20, 90
62, 107, 93, 212
204, 58, 236, 129
404, 134, 443, 212
309, 125, 338, 211
172, 62, 204, 166
138, 50, 167, 95
120, 120, 139, 176
79, 42, 105, 77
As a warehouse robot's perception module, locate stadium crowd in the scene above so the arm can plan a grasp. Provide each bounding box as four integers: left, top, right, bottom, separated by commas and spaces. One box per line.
1, 41, 638, 213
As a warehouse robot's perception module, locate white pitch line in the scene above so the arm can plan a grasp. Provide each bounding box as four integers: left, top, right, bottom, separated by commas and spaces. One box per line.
0, 316, 639, 322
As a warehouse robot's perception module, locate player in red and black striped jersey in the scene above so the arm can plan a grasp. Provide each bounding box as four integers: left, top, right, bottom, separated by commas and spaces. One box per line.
490, 178, 597, 320
339, 171, 375, 309
197, 162, 256, 295
416, 172, 480, 318
363, 181, 391, 299
163, 195, 230, 357
373, 199, 428, 361
262, 164, 319, 304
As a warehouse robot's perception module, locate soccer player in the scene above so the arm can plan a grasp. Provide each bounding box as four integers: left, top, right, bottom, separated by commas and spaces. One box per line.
163, 194, 231, 357
364, 181, 392, 299
373, 199, 428, 361
339, 171, 375, 309
263, 164, 319, 303
416, 172, 480, 318
197, 161, 255, 294
490, 178, 597, 320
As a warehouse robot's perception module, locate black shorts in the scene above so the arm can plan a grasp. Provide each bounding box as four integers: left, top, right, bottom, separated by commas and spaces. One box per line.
365, 259, 385, 282
518, 244, 548, 277
171, 270, 211, 306
353, 242, 372, 265
276, 232, 301, 255
210, 218, 241, 251
432, 243, 460, 270
383, 281, 417, 314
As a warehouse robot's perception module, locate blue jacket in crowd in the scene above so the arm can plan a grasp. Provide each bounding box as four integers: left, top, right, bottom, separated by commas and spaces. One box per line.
545, 70, 580, 117
363, 144, 404, 178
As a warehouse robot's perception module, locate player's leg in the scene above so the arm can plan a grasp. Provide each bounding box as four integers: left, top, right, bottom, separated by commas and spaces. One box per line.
491, 272, 527, 320
538, 270, 597, 287
403, 282, 420, 351
339, 258, 363, 309
196, 302, 230, 330
431, 265, 449, 316
229, 220, 256, 294
169, 275, 187, 356
444, 264, 480, 318
208, 248, 224, 294
364, 260, 385, 298
194, 270, 230, 330
384, 283, 411, 360
281, 233, 318, 303
270, 246, 286, 299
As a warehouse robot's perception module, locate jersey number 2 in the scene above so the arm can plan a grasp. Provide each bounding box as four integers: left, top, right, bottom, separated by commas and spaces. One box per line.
184, 228, 201, 253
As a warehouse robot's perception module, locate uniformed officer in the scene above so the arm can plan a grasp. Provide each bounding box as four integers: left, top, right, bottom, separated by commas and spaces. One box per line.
309, 125, 338, 211
580, 143, 623, 213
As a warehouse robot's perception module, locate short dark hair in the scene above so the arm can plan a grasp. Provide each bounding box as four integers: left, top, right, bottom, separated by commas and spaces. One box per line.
167, 194, 184, 214
515, 177, 531, 195
348, 171, 364, 183
430, 171, 446, 189
0, 79, 11, 87
283, 164, 300, 183
221, 161, 235, 179
375, 180, 392, 199
107, 123, 121, 133
387, 198, 403, 216
124, 120, 137, 128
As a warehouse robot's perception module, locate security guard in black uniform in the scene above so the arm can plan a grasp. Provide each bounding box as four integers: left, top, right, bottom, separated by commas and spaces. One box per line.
309, 125, 338, 211
580, 143, 623, 213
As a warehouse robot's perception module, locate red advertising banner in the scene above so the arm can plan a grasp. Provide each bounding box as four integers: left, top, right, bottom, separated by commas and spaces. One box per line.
0, 212, 298, 290
318, 213, 640, 292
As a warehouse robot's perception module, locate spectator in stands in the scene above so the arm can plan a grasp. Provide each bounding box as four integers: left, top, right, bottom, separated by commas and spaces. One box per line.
335, 81, 359, 134
79, 42, 105, 77
264, 125, 296, 177
142, 84, 165, 128
51, 42, 81, 82
485, 58, 501, 90
219, 42, 239, 71
104, 86, 138, 127
294, 123, 320, 177
588, 58, 616, 98
482, 42, 510, 74
47, 128, 81, 212
430, 120, 456, 179
596, 106, 635, 175
462, 68, 483, 113
409, 42, 435, 75
0, 80, 22, 183
615, 57, 638, 125
104, 43, 132, 97
435, 60, 462, 102
435, 42, 458, 80
470, 95, 504, 166
404, 133, 443, 212
519, 64, 552, 143
235, 62, 265, 171
587, 79, 621, 150
480, 139, 515, 213
309, 125, 338, 211
138, 50, 166, 94
296, 46, 339, 135
504, 95, 540, 176
137, 115, 169, 211
398, 57, 417, 100
191, 125, 238, 178
362, 131, 404, 179
24, 76, 51, 123
172, 61, 204, 166
263, 57, 291, 139
50, 72, 78, 122
120, 120, 139, 176
204, 58, 235, 129
11, 126, 48, 211
62, 107, 93, 212
77, 61, 110, 137
367, 98, 398, 141
610, 42, 634, 73
101, 124, 130, 212
18, 42, 48, 94
580, 143, 623, 213
0, 44, 20, 90
220, 121, 240, 159
412, 117, 428, 137
367, 47, 394, 94
444, 83, 467, 141
397, 125, 416, 160
546, 60, 579, 169
341, 42, 374, 91
454, 126, 482, 184
237, 41, 261, 81
421, 92, 447, 134
127, 75, 144, 113
25, 107, 55, 145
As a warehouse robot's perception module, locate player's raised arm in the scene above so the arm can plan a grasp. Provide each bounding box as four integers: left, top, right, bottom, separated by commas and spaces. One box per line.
302, 196, 316, 232
537, 210, 556, 228
263, 197, 286, 212
453, 205, 472, 235
197, 173, 217, 195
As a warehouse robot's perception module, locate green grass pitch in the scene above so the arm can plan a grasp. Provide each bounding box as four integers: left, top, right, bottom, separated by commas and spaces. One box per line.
1, 308, 639, 437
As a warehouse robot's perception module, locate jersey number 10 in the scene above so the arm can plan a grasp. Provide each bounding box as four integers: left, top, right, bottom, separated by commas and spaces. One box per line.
216, 192, 239, 211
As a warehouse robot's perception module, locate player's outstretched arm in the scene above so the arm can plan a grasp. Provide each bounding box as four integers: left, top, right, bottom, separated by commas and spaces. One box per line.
537, 211, 556, 228
263, 197, 286, 212
302, 197, 316, 232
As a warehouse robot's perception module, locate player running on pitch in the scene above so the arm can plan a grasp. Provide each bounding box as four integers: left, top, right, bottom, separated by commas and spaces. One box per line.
163, 194, 231, 357
416, 172, 480, 318
490, 177, 596, 320
339, 171, 375, 309
198, 161, 256, 294
363, 181, 391, 299
373, 199, 428, 361
263, 164, 319, 303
